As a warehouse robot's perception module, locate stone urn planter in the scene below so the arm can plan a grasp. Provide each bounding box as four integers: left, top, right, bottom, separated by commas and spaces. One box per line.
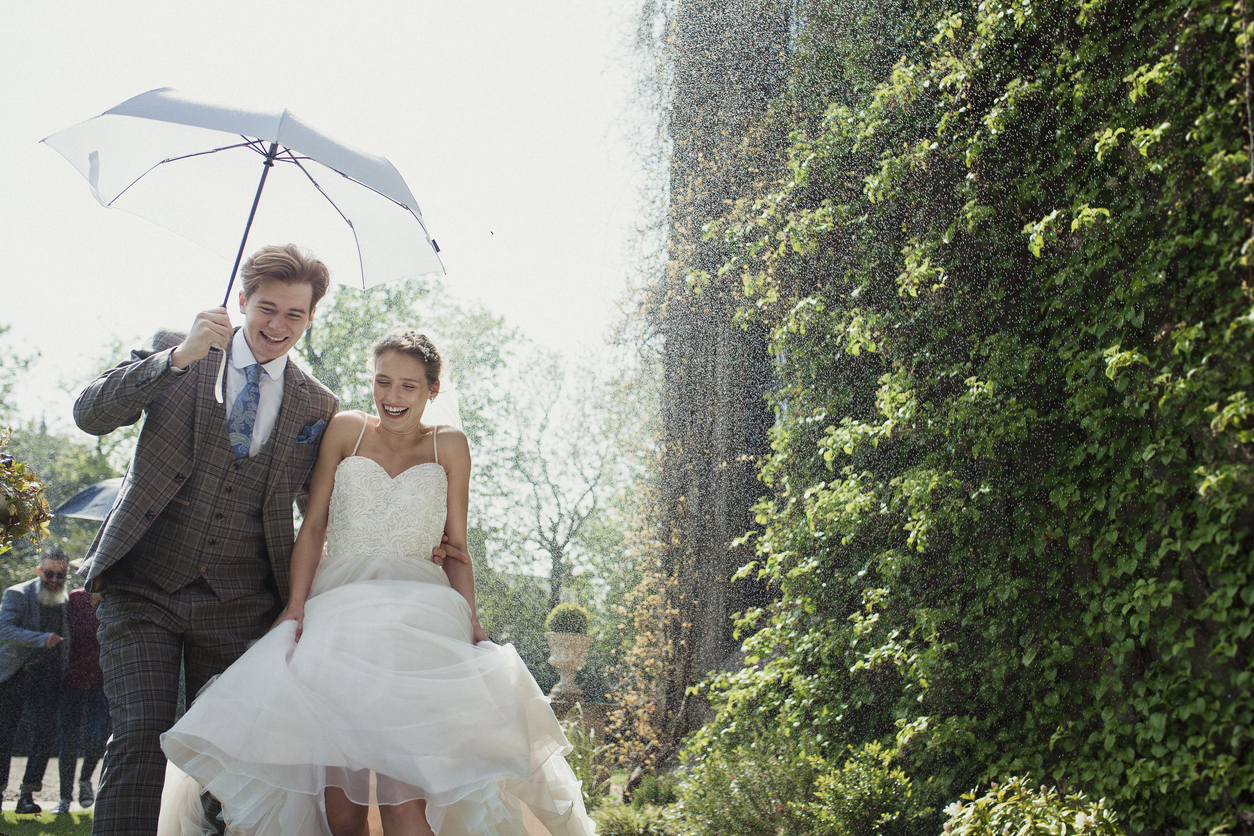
545, 631, 595, 699
544, 601, 593, 699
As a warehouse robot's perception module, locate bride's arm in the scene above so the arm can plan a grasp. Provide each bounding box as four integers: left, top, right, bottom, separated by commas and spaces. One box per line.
280, 411, 361, 640
439, 429, 488, 644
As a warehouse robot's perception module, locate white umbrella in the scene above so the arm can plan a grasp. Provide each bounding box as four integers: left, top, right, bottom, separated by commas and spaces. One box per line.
44, 87, 445, 292
43, 87, 446, 398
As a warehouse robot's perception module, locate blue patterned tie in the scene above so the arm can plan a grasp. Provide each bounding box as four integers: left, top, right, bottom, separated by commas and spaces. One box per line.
227, 364, 262, 458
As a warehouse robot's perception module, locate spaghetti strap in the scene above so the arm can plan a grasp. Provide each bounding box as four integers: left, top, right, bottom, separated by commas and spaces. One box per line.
432, 424, 439, 466
351, 414, 368, 456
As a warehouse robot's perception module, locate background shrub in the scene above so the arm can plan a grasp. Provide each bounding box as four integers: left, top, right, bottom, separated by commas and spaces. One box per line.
941, 777, 1125, 836
630, 772, 678, 809
560, 706, 612, 811
671, 734, 819, 836
593, 804, 675, 836
546, 601, 590, 634
806, 742, 935, 836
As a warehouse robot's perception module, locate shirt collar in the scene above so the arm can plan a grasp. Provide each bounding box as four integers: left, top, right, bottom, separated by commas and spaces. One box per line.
231, 329, 288, 382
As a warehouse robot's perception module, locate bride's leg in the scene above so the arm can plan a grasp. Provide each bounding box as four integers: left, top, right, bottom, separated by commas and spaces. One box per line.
378, 799, 434, 836
325, 786, 369, 836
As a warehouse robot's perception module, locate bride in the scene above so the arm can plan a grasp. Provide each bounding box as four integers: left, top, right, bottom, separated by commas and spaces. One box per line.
158, 327, 596, 836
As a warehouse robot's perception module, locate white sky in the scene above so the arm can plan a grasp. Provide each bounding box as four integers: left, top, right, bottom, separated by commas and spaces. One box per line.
0, 0, 645, 428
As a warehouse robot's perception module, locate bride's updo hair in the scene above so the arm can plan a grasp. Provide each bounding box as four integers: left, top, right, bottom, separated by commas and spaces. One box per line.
371, 327, 441, 387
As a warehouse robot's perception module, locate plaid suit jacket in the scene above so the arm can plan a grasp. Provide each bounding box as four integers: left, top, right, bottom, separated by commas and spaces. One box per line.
74, 329, 338, 606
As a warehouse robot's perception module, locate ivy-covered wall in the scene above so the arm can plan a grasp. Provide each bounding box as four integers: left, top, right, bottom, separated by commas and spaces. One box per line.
682, 0, 1254, 829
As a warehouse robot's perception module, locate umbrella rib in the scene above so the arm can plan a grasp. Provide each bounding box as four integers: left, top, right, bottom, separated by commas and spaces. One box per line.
273, 149, 416, 213
107, 140, 262, 206
155, 140, 258, 165
289, 157, 438, 249
336, 174, 414, 212
285, 155, 368, 288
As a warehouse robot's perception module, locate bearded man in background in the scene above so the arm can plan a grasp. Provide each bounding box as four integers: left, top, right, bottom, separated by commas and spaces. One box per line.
0, 547, 72, 814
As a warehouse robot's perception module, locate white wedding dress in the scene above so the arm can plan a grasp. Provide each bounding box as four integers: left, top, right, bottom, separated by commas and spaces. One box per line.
158, 425, 595, 836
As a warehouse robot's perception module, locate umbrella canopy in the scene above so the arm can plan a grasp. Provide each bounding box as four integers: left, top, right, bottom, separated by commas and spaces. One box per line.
53, 478, 123, 522
42, 88, 445, 291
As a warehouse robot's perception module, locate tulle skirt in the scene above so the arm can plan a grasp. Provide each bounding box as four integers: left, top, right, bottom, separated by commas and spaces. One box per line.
158, 571, 594, 836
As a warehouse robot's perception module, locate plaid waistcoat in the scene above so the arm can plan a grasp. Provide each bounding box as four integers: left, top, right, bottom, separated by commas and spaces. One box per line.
123, 399, 279, 600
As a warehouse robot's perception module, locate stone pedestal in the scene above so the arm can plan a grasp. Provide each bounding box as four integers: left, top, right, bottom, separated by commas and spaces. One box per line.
544, 631, 595, 699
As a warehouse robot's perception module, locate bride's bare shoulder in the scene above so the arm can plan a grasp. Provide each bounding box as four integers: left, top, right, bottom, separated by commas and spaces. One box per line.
327, 410, 372, 434
434, 425, 470, 462
321, 411, 372, 454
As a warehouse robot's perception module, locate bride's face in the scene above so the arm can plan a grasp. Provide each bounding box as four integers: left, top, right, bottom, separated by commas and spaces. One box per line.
372, 350, 435, 430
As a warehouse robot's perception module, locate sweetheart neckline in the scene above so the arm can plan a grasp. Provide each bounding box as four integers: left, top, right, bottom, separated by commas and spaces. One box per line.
338, 455, 446, 482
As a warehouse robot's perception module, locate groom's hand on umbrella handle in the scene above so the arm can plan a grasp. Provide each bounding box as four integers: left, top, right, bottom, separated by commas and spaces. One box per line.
431, 535, 470, 567
172, 307, 233, 369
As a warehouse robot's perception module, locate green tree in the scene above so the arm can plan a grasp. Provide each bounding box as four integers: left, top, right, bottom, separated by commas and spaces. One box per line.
486, 350, 639, 611
0, 327, 128, 588
67, 335, 146, 473
297, 281, 518, 493
0, 324, 38, 428
1, 419, 118, 587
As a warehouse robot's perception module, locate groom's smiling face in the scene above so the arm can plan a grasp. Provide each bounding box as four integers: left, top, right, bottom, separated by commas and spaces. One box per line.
238, 279, 316, 365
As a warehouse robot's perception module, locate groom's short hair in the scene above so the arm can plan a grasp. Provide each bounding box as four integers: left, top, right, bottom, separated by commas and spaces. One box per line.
241, 244, 331, 307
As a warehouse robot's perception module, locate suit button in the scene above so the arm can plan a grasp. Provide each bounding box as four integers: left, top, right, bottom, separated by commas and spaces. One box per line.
225, 487, 233, 494
144, 511, 154, 520
207, 539, 217, 546
215, 513, 224, 520
174, 473, 185, 482
199, 566, 207, 573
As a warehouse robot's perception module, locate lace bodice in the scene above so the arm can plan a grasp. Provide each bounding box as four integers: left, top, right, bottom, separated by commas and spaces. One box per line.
311, 455, 450, 596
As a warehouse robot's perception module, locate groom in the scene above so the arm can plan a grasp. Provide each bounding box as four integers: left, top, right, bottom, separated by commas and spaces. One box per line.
74, 245, 339, 836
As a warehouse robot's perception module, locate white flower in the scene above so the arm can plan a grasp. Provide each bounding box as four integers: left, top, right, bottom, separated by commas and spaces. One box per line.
943, 823, 953, 834
944, 801, 964, 817
1075, 813, 1090, 829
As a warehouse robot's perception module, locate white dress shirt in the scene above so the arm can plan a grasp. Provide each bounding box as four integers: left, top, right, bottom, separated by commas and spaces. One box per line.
225, 329, 288, 458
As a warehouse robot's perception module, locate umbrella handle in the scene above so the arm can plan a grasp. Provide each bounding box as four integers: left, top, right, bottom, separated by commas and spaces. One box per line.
212, 345, 226, 404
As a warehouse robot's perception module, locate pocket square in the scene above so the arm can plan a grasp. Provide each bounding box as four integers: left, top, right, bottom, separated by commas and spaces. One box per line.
295, 419, 326, 445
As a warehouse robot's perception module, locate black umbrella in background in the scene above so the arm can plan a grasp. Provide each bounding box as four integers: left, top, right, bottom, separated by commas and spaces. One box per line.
53, 478, 123, 522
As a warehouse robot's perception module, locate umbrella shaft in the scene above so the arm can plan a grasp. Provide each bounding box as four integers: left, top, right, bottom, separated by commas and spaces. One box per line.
221, 141, 281, 307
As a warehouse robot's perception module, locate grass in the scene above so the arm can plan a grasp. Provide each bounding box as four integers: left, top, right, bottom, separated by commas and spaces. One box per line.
0, 811, 93, 835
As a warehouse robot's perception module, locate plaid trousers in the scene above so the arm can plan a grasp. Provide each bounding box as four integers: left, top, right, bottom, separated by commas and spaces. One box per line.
91, 574, 274, 836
